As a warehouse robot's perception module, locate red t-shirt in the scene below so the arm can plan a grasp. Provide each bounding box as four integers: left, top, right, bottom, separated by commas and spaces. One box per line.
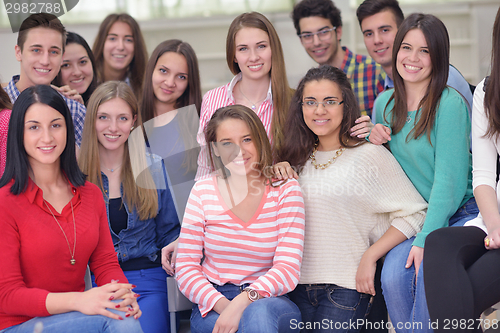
0, 178, 127, 330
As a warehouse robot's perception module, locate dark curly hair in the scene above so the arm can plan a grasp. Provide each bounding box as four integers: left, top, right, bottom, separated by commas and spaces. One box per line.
278, 65, 364, 171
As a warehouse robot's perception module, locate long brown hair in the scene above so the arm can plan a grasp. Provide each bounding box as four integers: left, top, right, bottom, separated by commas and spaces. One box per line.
79, 81, 158, 220
0, 85, 12, 110
385, 13, 449, 143
484, 7, 500, 138
226, 12, 293, 154
52, 32, 98, 106
140, 39, 201, 175
92, 13, 148, 100
141, 39, 201, 120
278, 65, 364, 171
205, 105, 273, 182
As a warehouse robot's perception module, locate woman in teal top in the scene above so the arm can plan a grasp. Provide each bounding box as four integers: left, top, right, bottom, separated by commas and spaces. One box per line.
367, 13, 477, 332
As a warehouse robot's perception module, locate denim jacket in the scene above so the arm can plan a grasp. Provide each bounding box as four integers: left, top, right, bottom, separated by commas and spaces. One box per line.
101, 154, 180, 263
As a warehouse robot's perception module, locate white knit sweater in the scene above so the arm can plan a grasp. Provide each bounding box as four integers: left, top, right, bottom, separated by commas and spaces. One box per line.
298, 143, 427, 289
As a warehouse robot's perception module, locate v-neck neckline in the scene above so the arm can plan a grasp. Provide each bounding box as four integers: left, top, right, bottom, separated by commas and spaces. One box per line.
212, 177, 269, 227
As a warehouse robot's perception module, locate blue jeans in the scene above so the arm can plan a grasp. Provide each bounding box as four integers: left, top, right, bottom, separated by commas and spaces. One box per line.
1, 302, 143, 333
381, 198, 478, 333
448, 198, 478, 227
190, 283, 301, 333
123, 266, 178, 333
288, 284, 372, 333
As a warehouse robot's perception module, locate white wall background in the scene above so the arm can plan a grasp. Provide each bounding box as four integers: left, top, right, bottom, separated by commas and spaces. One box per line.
0, 0, 498, 91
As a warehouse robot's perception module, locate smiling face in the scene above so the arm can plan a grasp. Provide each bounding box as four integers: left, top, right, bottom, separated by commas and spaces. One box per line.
396, 28, 432, 89
298, 16, 342, 66
213, 118, 259, 178
233, 27, 272, 81
361, 10, 398, 74
302, 79, 344, 150
24, 103, 66, 169
95, 97, 136, 153
103, 21, 135, 74
152, 52, 189, 111
15, 27, 63, 89
60, 43, 94, 94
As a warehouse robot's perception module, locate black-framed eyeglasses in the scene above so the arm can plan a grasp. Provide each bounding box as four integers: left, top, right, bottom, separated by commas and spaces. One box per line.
301, 99, 344, 111
298, 27, 336, 44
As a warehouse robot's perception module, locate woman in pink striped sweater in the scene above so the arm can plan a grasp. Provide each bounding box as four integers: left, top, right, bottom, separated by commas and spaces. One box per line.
176, 105, 305, 333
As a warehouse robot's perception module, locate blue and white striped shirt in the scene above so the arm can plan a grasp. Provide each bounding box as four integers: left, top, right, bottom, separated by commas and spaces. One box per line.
4, 76, 86, 146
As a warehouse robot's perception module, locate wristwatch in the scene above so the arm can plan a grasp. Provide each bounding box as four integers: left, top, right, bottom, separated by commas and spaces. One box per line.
243, 287, 260, 302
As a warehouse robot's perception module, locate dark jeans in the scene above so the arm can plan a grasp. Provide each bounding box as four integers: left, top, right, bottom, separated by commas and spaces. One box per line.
289, 284, 372, 333
360, 258, 388, 333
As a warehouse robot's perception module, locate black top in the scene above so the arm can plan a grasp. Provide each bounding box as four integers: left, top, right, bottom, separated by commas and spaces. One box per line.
109, 197, 161, 271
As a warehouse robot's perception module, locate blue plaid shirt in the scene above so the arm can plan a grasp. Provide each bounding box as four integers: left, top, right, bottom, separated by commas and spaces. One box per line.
4, 76, 86, 146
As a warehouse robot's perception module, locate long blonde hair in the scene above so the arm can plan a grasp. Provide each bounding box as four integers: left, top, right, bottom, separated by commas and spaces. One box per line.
79, 81, 158, 220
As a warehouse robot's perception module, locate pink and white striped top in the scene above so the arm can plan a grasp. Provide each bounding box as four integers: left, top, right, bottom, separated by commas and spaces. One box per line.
195, 73, 274, 180
175, 177, 305, 317
0, 109, 12, 177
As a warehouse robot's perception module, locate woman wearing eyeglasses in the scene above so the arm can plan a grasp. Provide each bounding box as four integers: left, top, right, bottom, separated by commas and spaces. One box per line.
195, 11, 293, 180
277, 65, 427, 333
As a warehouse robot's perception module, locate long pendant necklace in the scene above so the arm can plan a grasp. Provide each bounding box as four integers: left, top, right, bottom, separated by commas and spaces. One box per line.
238, 84, 267, 110
44, 200, 77, 265
310, 146, 346, 169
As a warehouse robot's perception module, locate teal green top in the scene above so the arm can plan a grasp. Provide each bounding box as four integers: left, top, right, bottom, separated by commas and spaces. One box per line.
374, 87, 473, 248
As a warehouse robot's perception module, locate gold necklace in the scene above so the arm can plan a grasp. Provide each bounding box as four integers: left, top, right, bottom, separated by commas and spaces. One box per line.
310, 146, 345, 169
44, 200, 77, 265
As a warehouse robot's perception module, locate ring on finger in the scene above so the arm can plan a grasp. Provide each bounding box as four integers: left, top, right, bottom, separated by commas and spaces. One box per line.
485, 237, 490, 247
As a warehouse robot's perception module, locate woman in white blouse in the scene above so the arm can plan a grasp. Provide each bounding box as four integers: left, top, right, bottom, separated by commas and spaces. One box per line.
423, 7, 500, 333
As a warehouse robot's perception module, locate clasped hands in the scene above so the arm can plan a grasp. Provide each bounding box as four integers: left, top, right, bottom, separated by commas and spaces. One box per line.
78, 281, 141, 320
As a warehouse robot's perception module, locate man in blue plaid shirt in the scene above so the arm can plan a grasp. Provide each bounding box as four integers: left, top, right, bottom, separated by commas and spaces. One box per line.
3, 13, 85, 146
292, 0, 385, 118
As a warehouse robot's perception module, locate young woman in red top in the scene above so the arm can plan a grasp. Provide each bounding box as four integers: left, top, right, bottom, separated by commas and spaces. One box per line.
0, 85, 143, 333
